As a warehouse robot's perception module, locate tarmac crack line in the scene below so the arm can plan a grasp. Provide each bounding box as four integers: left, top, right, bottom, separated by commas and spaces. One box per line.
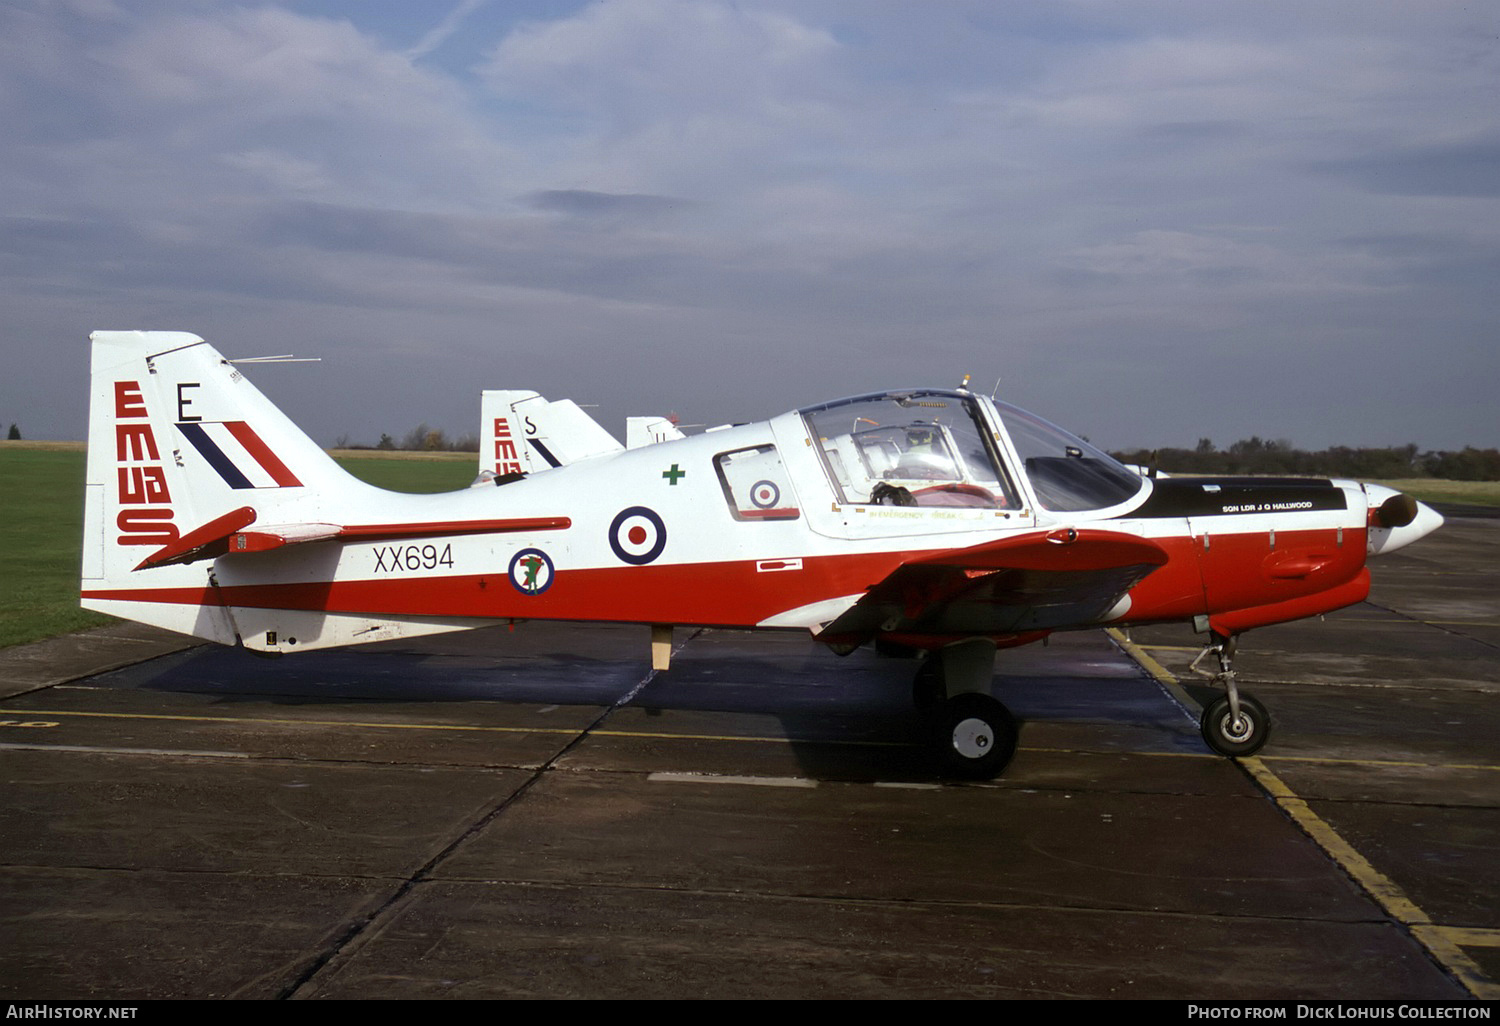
1361, 599, 1500, 653
375, 874, 1415, 927
276, 629, 705, 1000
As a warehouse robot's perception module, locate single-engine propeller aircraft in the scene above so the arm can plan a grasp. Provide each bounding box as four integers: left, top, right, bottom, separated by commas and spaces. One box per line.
82, 331, 1442, 777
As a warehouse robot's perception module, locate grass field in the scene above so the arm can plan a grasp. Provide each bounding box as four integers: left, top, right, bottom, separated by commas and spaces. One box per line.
0, 445, 479, 650
325, 448, 477, 493
0, 448, 118, 647
2, 443, 1495, 650
1372, 479, 1500, 507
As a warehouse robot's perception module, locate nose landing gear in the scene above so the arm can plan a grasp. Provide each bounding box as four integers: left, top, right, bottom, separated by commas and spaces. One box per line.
1190, 633, 1271, 757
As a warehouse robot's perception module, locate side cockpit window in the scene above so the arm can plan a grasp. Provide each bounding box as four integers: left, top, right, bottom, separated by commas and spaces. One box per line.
802, 392, 1020, 509
993, 401, 1145, 512
715, 445, 800, 521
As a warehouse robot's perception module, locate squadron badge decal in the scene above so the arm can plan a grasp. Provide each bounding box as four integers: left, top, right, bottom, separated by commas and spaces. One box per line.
508, 548, 555, 595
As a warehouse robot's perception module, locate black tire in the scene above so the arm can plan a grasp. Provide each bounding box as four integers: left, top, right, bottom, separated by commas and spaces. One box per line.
932, 693, 1018, 779
1199, 693, 1271, 757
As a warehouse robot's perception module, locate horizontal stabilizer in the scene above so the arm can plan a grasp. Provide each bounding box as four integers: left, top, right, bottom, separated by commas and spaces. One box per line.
136, 506, 258, 569
138, 510, 572, 569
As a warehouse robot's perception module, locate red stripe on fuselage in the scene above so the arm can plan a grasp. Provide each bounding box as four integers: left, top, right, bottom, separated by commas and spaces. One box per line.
337, 518, 572, 540
83, 551, 911, 628
80, 524, 1374, 636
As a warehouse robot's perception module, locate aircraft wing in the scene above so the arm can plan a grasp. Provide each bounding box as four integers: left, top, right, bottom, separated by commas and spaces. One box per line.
816, 529, 1170, 644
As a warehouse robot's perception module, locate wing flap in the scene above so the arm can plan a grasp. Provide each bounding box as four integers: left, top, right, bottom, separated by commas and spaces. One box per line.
817, 529, 1169, 644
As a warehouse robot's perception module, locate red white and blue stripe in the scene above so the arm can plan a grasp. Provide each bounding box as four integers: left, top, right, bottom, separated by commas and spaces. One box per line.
177, 421, 302, 489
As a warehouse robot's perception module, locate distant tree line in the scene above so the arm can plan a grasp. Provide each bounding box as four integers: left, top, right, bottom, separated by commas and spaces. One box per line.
1110, 437, 1500, 481
335, 424, 480, 453
327, 422, 1500, 480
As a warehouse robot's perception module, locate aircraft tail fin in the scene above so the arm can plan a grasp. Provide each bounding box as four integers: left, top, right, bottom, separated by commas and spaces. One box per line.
480, 389, 623, 476
626, 415, 686, 448
82, 331, 356, 638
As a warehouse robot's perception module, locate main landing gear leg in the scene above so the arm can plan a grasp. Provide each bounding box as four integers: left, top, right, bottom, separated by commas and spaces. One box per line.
1190, 632, 1271, 757
915, 639, 1018, 779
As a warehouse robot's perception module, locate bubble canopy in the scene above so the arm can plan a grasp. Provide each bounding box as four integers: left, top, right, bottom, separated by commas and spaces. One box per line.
799, 390, 1145, 513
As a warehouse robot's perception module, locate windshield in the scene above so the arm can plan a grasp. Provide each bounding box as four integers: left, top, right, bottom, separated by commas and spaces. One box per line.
802, 391, 1020, 509
993, 401, 1145, 512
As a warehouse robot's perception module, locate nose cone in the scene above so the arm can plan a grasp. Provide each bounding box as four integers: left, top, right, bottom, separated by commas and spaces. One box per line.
1365, 483, 1444, 555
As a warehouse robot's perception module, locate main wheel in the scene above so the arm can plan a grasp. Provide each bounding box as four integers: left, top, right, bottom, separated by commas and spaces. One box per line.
932, 693, 1018, 779
1199, 693, 1271, 757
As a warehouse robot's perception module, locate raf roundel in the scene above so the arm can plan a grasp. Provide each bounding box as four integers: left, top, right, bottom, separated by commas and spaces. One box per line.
750, 480, 781, 509
508, 548, 555, 595
609, 506, 667, 565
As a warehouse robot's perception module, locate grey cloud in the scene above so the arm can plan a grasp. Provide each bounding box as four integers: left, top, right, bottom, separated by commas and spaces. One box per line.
0, 215, 134, 251
3, 2, 1499, 451
523, 189, 691, 218
1136, 120, 1244, 143
1310, 138, 1500, 197
1335, 232, 1500, 290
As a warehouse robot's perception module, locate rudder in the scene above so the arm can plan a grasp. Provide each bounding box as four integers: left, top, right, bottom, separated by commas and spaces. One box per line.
82, 330, 354, 640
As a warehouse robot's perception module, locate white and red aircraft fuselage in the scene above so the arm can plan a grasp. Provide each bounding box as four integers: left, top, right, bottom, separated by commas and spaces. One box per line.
81, 331, 1442, 776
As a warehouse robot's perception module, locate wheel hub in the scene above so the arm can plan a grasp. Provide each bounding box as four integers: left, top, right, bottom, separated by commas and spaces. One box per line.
1220, 712, 1254, 742
952, 717, 993, 759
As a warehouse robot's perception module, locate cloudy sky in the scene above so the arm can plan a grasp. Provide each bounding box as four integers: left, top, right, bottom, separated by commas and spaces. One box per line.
3, 0, 1496, 452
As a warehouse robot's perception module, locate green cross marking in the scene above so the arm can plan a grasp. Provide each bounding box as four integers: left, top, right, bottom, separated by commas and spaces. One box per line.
662, 463, 686, 485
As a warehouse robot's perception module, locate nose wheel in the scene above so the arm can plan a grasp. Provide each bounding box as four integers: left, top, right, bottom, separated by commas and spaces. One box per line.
1199, 692, 1270, 756
1190, 633, 1272, 757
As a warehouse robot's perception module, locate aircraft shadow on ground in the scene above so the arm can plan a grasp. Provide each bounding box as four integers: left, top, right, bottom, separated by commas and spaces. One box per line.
78, 626, 1206, 780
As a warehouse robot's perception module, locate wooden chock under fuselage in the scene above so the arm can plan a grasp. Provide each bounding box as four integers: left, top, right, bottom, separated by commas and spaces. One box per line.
651, 624, 673, 672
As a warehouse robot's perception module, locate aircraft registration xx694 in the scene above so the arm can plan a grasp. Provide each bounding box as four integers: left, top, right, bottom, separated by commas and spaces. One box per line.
82, 331, 1442, 778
